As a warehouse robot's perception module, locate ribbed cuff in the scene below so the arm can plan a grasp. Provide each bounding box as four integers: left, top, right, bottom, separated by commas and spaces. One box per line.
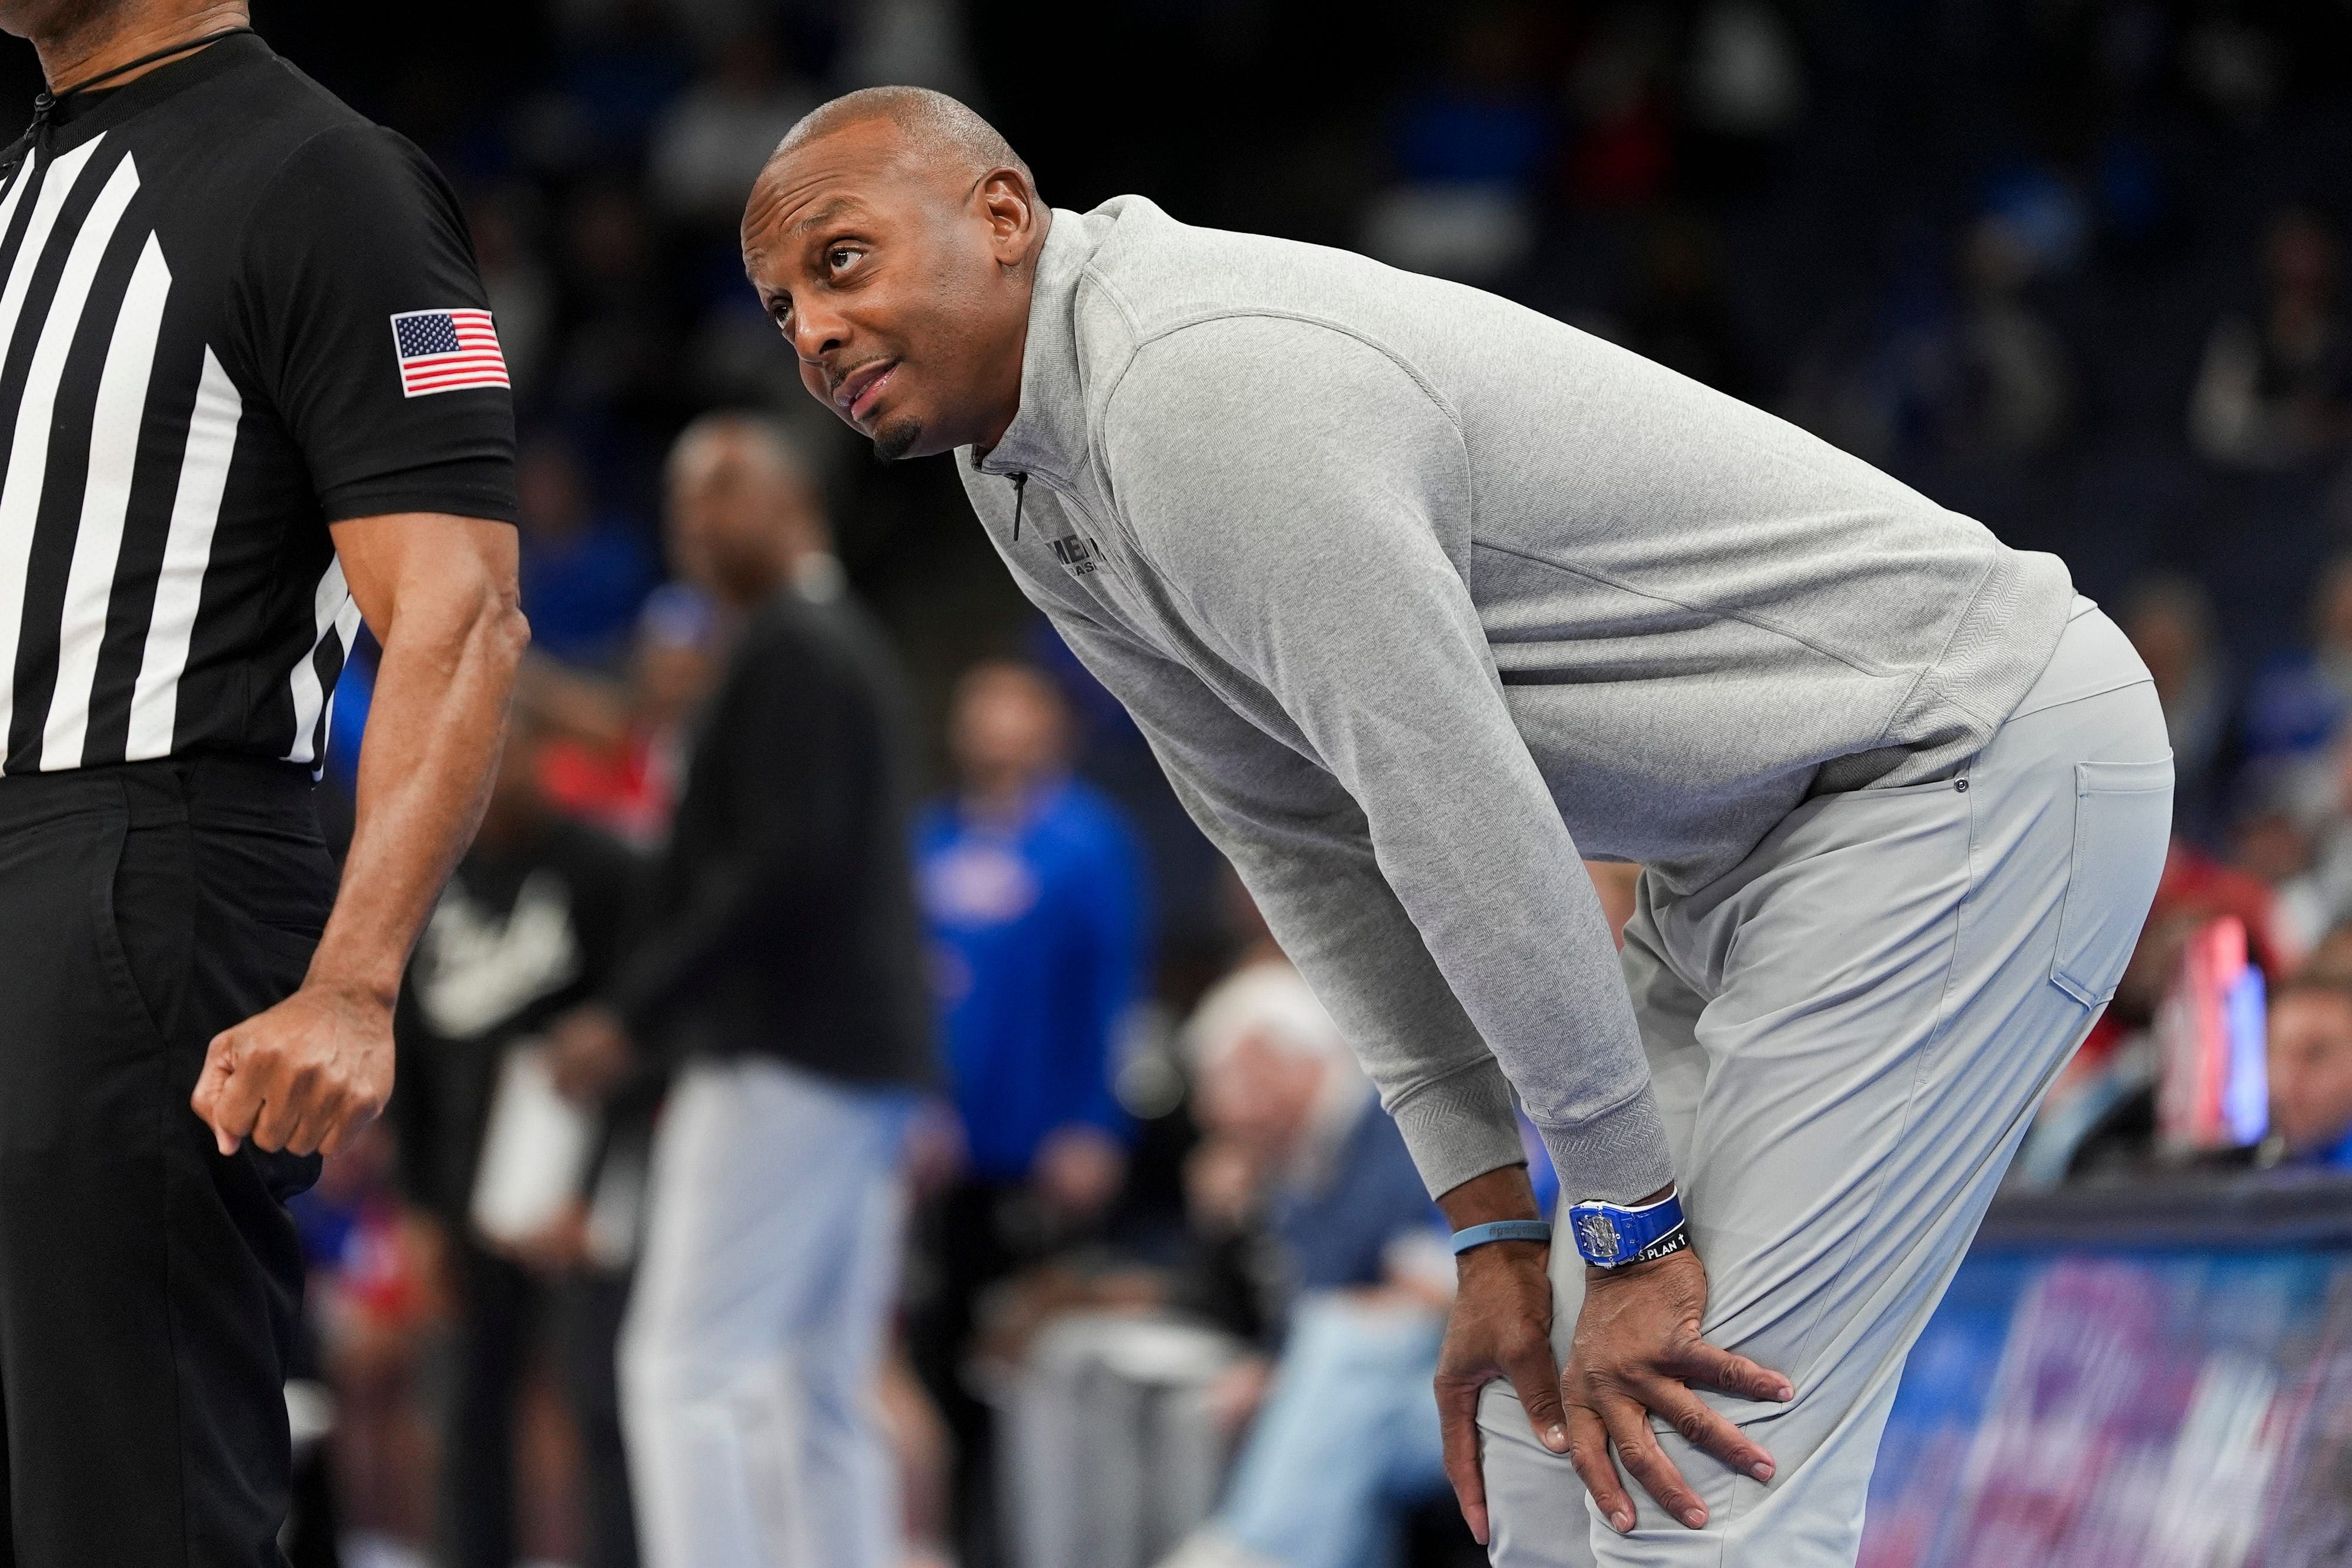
1534, 1086, 1678, 1206
1387, 1058, 1529, 1198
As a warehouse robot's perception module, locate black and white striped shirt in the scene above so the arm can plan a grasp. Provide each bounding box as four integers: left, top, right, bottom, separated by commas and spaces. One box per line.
0, 33, 514, 775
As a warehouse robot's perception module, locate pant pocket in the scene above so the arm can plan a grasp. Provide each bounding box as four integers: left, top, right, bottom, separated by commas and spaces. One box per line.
2050, 757, 2174, 1007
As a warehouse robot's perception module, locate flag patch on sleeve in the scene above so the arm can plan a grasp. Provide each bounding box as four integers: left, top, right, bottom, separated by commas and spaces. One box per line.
390, 309, 509, 397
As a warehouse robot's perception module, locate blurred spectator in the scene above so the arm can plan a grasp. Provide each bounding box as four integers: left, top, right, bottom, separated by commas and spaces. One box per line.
549, 412, 934, 1568
514, 434, 660, 666
2264, 975, 2352, 1170
1952, 210, 2075, 459
2191, 209, 2352, 470
292, 1123, 442, 1559
1362, 4, 1554, 281
1793, 210, 2075, 470
2241, 555, 2352, 767
1154, 959, 1455, 1568
392, 701, 650, 1568
2119, 574, 2233, 844
536, 583, 721, 847
649, 29, 815, 226
918, 660, 1146, 1193
1003, 948, 1444, 1568
908, 658, 1150, 1558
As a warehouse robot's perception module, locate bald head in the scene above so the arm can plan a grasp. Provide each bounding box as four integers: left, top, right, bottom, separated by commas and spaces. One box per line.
740, 88, 1048, 463
767, 87, 1032, 198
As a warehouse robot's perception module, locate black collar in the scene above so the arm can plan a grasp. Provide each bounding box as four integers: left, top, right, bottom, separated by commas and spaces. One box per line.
23, 30, 273, 151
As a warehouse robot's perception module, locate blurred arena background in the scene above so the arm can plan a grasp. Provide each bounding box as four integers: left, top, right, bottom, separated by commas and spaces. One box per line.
12, 1, 2349, 1564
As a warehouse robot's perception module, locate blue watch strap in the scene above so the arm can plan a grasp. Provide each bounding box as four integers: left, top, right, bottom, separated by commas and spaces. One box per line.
1450, 1219, 1553, 1255
1566, 1190, 1686, 1268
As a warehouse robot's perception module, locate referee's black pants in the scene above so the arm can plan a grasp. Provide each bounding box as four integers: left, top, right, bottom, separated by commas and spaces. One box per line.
0, 755, 330, 1566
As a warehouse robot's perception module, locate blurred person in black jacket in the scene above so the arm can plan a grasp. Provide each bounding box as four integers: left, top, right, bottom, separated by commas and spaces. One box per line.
550, 412, 936, 1568
393, 695, 650, 1568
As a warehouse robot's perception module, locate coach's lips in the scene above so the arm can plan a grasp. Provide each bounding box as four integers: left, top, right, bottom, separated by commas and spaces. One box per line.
834, 360, 897, 424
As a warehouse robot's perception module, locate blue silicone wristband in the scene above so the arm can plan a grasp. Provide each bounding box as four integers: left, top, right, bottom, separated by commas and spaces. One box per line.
1450, 1219, 1553, 1255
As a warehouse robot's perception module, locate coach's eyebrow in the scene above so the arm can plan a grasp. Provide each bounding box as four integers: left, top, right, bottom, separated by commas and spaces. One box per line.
789, 196, 864, 236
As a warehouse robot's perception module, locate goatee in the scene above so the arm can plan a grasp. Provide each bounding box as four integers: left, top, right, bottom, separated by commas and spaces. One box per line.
871, 416, 922, 463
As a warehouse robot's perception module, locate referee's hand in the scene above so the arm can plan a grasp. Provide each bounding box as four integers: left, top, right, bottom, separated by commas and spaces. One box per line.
190, 982, 395, 1159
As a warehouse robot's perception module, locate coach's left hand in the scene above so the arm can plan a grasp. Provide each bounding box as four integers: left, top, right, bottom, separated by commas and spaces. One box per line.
1561, 1245, 1793, 1533
191, 981, 395, 1159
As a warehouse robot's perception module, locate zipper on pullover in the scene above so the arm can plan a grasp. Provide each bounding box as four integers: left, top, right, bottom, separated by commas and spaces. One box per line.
1011, 472, 1027, 540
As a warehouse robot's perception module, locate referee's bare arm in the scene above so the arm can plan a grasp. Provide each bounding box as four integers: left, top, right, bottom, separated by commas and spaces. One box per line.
191, 511, 529, 1158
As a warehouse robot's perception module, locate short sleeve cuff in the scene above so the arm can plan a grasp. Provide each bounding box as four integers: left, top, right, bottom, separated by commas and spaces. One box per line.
1387, 1056, 1531, 1199
318, 456, 519, 524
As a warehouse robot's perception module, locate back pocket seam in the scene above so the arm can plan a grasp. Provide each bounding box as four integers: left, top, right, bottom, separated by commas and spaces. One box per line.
2050, 758, 2174, 1007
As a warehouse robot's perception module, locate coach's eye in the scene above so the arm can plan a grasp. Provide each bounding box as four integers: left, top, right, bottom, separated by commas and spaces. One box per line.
827, 246, 864, 276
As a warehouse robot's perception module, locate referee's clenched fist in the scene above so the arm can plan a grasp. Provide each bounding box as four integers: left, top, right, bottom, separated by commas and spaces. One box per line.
0, 8, 523, 1560
192, 981, 393, 1158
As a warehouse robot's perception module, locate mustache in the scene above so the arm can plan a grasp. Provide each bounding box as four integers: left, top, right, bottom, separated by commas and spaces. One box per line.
823, 353, 894, 399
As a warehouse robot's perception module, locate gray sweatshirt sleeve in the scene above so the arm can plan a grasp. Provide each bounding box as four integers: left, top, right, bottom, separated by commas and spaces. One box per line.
1097, 314, 1676, 1206
1043, 600, 1528, 1197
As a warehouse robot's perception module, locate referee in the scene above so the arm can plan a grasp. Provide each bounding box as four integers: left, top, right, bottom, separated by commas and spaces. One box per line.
0, 6, 523, 1564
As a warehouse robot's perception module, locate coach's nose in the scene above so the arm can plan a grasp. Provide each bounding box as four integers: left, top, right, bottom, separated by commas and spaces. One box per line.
791, 297, 851, 366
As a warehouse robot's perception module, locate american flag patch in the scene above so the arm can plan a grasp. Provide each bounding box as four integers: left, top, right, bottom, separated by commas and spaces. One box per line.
390, 309, 509, 397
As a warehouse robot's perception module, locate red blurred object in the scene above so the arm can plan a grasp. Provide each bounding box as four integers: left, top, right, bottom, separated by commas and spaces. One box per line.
538, 730, 680, 848
1568, 98, 1673, 206
2156, 915, 2270, 1150
2151, 838, 2285, 974
2064, 837, 2282, 1087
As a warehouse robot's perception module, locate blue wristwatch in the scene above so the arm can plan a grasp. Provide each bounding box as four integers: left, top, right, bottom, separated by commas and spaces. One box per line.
1565, 1189, 1688, 1269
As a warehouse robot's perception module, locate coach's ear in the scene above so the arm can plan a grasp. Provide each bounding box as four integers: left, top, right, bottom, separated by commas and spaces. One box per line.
979, 166, 1044, 266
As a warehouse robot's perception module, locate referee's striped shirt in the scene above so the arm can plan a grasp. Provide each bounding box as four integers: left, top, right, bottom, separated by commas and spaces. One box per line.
0, 32, 515, 777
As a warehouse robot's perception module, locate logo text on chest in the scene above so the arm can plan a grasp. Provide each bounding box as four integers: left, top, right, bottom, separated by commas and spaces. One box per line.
1048, 536, 1102, 577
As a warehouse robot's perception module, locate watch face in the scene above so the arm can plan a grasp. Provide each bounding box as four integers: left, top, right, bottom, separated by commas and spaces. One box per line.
1576, 1212, 1622, 1260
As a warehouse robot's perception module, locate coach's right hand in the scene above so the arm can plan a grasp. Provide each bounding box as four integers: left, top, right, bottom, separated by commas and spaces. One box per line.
191, 981, 395, 1158
1434, 1164, 1573, 1547
1559, 1238, 1791, 1533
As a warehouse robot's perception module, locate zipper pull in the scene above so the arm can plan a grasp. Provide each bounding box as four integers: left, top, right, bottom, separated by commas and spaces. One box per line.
27, 92, 51, 145
1011, 472, 1027, 540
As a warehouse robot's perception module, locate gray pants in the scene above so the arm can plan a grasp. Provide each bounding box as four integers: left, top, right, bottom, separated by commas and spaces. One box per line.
1479, 601, 2171, 1566
1002, 1313, 1242, 1568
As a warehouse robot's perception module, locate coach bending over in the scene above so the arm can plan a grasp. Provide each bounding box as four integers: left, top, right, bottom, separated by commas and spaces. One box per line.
737, 88, 2173, 1567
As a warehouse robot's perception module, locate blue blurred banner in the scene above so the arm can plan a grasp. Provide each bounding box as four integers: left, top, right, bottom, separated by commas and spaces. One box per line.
1862, 1174, 2352, 1566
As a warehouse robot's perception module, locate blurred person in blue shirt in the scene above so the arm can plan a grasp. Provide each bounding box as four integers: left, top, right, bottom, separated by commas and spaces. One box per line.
908, 656, 1149, 1560
2266, 975, 2352, 1171
514, 434, 659, 666
918, 658, 1148, 1192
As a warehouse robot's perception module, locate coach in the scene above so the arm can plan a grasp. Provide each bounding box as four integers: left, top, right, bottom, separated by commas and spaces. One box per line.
742, 91, 2173, 1566
0, 5, 523, 1563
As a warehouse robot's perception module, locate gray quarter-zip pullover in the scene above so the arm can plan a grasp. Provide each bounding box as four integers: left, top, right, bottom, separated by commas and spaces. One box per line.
957, 196, 2074, 1205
